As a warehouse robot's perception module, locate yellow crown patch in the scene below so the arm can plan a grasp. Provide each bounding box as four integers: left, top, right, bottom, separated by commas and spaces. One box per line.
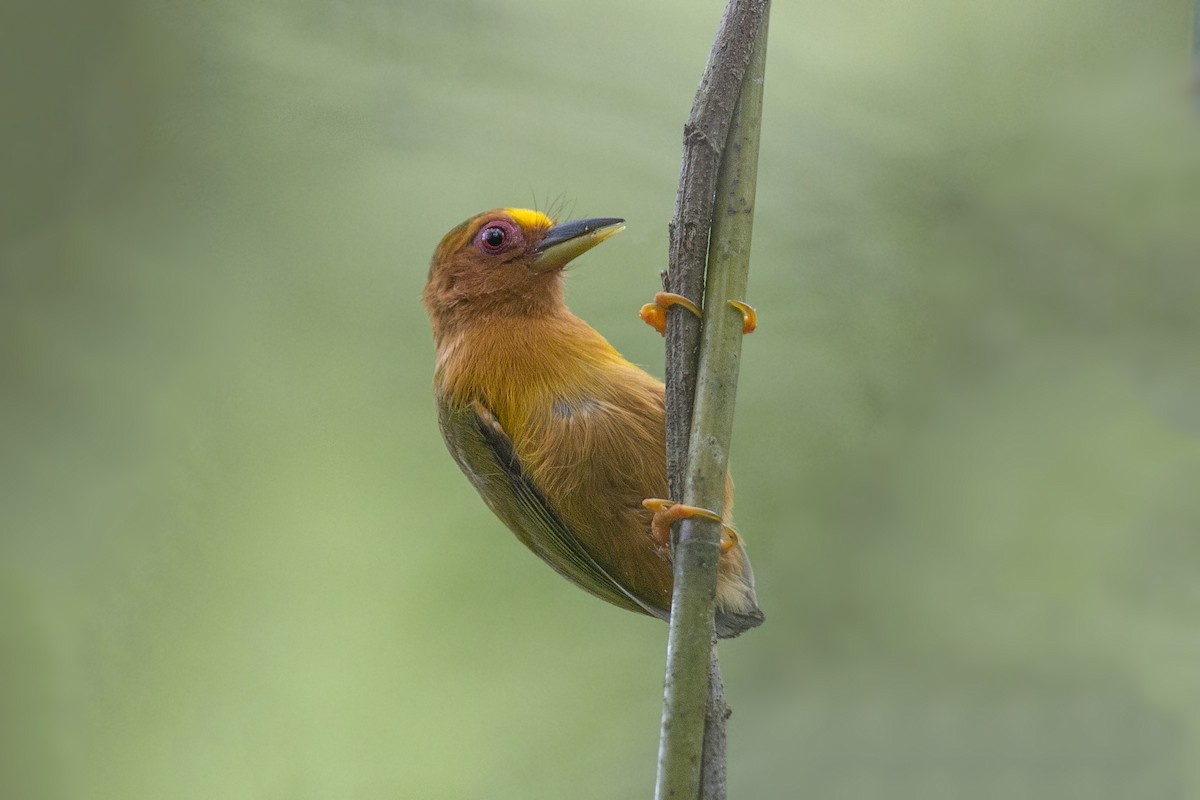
502, 208, 555, 232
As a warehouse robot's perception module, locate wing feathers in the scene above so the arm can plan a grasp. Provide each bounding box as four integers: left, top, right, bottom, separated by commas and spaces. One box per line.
439, 397, 663, 619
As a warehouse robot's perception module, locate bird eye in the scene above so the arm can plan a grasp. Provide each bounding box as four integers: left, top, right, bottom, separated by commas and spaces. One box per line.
479, 225, 508, 253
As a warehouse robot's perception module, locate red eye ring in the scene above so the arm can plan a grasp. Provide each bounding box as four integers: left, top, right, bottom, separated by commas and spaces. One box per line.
477, 220, 521, 255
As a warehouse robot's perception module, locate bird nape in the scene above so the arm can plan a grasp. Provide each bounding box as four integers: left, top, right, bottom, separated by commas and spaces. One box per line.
422, 208, 763, 638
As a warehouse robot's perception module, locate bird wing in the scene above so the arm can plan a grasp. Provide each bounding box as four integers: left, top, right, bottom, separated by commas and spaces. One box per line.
437, 397, 662, 618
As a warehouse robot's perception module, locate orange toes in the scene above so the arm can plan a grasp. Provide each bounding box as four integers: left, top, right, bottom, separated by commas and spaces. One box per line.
642, 498, 722, 523
642, 295, 754, 335
720, 526, 740, 554
640, 292, 702, 336
639, 304, 667, 336
641, 498, 675, 515
643, 498, 723, 548
728, 300, 757, 334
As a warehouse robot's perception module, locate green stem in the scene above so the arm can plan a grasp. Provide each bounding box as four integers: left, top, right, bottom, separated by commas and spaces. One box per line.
655, 6, 770, 799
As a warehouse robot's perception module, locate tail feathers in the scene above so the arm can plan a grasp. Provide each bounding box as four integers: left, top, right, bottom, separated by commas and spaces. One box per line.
715, 604, 765, 638
714, 534, 763, 638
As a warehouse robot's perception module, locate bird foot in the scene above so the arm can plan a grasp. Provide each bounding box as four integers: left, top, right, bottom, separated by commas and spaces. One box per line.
639, 292, 701, 336
728, 300, 757, 334
639, 294, 756, 336
642, 498, 739, 553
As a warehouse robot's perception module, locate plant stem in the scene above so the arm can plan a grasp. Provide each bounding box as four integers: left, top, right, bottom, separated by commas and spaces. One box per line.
656, 4, 770, 799
664, 0, 771, 505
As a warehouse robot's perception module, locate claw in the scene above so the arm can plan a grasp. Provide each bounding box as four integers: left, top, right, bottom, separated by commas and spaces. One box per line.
720, 527, 739, 554
728, 300, 757, 334
640, 292, 702, 336
643, 498, 737, 552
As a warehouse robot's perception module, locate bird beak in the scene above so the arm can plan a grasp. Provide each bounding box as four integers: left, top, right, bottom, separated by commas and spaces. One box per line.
530, 217, 625, 273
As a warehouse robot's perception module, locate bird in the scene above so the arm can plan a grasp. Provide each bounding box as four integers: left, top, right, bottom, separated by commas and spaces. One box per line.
422, 208, 763, 638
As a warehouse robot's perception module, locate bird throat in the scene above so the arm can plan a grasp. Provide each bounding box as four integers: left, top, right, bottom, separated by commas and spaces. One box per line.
434, 312, 625, 434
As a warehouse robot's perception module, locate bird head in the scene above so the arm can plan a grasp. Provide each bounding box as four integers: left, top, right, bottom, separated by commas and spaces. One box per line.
423, 208, 624, 337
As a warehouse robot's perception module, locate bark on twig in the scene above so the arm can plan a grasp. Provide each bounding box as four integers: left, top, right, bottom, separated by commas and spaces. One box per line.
656, 3, 770, 799
664, 0, 771, 504
698, 644, 731, 798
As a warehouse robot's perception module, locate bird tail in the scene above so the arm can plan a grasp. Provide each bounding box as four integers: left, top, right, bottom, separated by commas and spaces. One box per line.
716, 606, 765, 638
714, 536, 764, 638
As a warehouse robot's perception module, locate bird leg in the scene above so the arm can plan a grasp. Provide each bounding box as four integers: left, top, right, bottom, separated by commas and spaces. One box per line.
642, 498, 739, 553
640, 293, 757, 336
639, 292, 701, 336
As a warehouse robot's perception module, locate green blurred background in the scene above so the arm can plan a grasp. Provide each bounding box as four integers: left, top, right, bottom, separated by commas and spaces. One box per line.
3, 0, 1199, 797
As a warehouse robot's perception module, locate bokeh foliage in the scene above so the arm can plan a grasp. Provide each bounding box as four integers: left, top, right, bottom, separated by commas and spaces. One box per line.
2, 0, 1198, 797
